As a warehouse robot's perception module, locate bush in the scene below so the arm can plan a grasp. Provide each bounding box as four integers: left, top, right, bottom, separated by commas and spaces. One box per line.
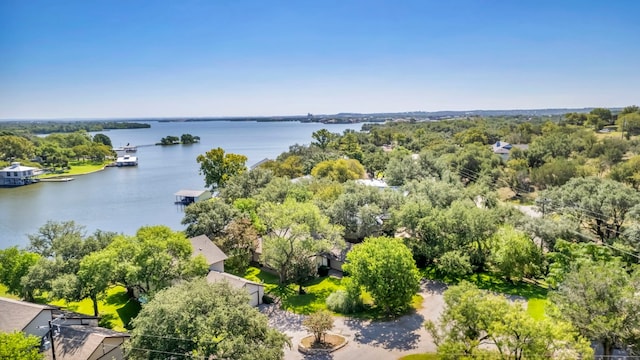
437, 250, 473, 278
326, 279, 363, 314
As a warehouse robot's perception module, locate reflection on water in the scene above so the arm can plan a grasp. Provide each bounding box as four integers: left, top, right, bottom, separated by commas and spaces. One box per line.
0, 121, 362, 247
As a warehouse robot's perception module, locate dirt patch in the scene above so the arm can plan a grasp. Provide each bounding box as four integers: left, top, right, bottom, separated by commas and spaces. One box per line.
298, 334, 348, 354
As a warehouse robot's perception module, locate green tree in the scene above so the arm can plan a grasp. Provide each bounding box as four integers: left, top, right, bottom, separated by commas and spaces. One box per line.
542, 176, 640, 242
426, 281, 592, 359
216, 218, 259, 274
0, 135, 35, 161
343, 236, 420, 315
182, 199, 240, 239
590, 107, 613, 125
311, 158, 365, 182
0, 247, 40, 298
489, 226, 543, 282
311, 129, 338, 150
0, 332, 44, 360
92, 133, 112, 147
303, 310, 334, 344
197, 147, 248, 191
551, 261, 640, 357
384, 154, 426, 186
218, 167, 274, 203
259, 199, 343, 288
98, 225, 209, 297
128, 279, 290, 360
618, 112, 640, 137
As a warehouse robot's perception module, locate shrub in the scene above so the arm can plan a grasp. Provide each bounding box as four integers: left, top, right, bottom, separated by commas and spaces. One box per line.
437, 250, 473, 278
326, 279, 363, 314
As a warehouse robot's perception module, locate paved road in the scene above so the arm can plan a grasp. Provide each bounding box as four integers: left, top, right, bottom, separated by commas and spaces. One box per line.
262, 280, 447, 360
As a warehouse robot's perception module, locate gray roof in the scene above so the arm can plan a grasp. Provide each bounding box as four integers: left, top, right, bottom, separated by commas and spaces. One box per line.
189, 235, 228, 265
175, 189, 209, 197
0, 297, 55, 332
206, 271, 262, 289
52, 324, 129, 360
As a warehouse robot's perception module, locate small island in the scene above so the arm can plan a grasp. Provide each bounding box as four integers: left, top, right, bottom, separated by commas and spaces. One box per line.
157, 133, 200, 145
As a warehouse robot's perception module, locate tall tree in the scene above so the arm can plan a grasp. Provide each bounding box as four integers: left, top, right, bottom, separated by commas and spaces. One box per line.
128, 279, 290, 360
311, 129, 338, 150
197, 147, 248, 191
489, 226, 543, 282
181, 199, 240, 239
343, 236, 420, 315
0, 247, 39, 299
551, 261, 640, 357
97, 225, 209, 297
311, 158, 365, 182
426, 281, 592, 359
541, 176, 640, 242
0, 135, 35, 161
259, 199, 343, 287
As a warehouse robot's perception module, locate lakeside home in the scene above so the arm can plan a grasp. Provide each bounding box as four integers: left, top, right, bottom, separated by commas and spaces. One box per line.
115, 155, 138, 167
0, 162, 39, 187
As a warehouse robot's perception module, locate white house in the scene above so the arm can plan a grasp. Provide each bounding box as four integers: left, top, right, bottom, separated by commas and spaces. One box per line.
189, 234, 227, 272
206, 271, 265, 307
0, 162, 39, 186
189, 235, 265, 306
115, 155, 137, 167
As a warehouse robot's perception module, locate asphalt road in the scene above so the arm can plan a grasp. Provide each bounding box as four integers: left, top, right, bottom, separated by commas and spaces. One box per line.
262, 280, 447, 360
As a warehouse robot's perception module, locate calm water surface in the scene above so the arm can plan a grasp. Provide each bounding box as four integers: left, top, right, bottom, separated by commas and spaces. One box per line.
0, 121, 362, 247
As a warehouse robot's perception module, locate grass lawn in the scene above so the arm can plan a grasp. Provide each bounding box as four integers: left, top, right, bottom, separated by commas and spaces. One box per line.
421, 267, 548, 300
527, 298, 547, 320
48, 286, 140, 332
39, 160, 110, 178
241, 266, 423, 318
398, 353, 440, 360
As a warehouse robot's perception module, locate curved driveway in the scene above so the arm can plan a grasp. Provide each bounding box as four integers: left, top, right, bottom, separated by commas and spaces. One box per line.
261, 280, 447, 360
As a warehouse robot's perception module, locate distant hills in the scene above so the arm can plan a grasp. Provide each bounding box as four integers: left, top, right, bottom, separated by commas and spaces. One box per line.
1, 107, 623, 123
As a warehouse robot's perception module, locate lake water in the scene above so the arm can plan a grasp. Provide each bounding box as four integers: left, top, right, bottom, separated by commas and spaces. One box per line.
0, 121, 363, 248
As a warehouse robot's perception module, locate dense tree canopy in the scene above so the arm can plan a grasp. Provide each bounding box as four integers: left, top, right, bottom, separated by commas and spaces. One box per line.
197, 147, 248, 191
343, 236, 420, 315
128, 279, 290, 360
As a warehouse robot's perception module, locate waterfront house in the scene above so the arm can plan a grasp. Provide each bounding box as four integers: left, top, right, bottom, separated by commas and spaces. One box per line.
0, 162, 39, 186
115, 155, 138, 167
189, 235, 265, 306
174, 189, 212, 205
0, 297, 55, 337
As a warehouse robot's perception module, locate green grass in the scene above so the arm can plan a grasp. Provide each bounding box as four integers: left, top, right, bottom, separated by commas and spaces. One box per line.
39, 160, 110, 178
421, 267, 548, 300
241, 266, 423, 318
527, 298, 547, 320
398, 354, 440, 360
48, 286, 140, 331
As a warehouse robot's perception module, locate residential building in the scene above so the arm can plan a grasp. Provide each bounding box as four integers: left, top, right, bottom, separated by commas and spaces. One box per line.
0, 162, 39, 186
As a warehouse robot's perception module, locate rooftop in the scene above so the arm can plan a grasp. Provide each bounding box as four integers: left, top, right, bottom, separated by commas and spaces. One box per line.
206, 270, 262, 289
189, 235, 228, 265
0, 297, 55, 332
175, 189, 209, 198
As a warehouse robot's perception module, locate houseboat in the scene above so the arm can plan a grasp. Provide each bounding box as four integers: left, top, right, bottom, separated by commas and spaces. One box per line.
116, 155, 138, 167
0, 162, 40, 187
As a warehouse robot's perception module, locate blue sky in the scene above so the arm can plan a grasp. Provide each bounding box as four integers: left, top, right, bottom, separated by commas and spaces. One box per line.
1, 0, 638, 119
